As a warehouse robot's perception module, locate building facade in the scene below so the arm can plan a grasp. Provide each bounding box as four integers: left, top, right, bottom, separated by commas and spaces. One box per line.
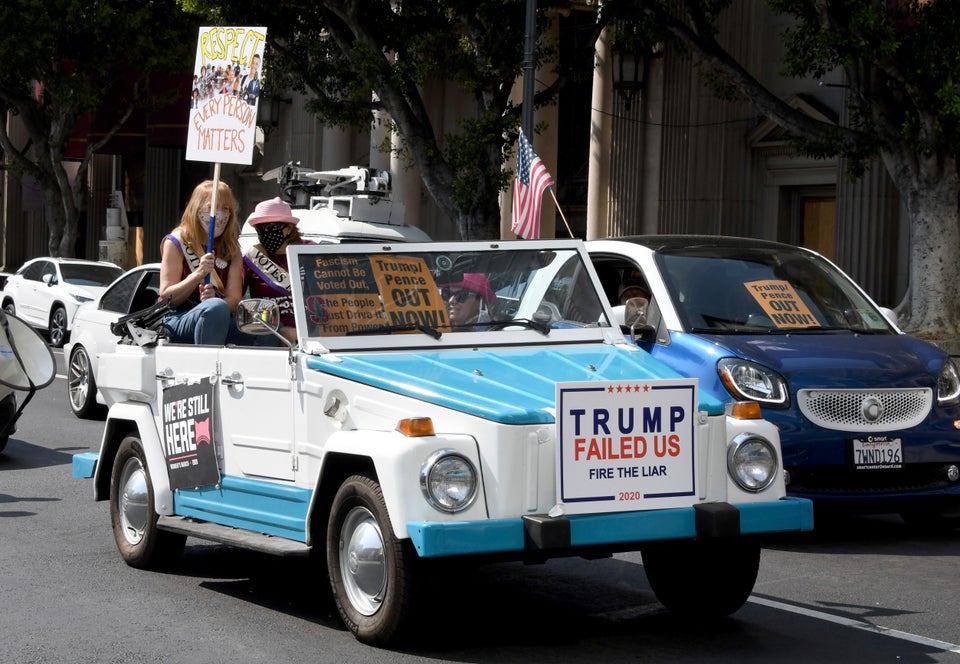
1, 3, 908, 308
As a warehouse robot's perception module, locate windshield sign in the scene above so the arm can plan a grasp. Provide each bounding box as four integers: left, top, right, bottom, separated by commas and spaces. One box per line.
288, 241, 613, 349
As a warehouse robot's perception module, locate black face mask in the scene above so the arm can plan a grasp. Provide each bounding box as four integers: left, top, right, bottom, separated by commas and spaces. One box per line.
256, 223, 287, 253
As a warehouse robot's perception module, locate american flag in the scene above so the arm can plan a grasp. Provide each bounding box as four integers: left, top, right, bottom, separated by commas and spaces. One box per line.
511, 130, 555, 239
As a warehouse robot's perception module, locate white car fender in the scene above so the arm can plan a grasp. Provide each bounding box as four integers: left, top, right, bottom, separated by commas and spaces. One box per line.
316, 428, 486, 540
94, 401, 174, 515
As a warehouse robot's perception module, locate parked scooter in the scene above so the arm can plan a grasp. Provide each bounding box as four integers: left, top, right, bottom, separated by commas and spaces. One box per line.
0, 310, 56, 453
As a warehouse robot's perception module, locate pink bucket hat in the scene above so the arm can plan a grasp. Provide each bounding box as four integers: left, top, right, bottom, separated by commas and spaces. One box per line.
247, 197, 298, 226
443, 273, 496, 304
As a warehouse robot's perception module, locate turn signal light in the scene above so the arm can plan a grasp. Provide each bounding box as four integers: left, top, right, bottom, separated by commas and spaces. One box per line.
397, 417, 436, 437
730, 401, 763, 420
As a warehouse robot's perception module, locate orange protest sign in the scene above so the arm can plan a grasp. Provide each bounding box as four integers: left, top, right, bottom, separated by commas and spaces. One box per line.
744, 280, 819, 328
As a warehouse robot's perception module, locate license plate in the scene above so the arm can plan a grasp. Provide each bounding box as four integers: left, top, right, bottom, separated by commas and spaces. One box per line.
851, 436, 902, 470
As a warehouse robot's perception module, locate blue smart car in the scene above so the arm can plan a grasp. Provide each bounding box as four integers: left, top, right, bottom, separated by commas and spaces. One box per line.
588, 236, 960, 526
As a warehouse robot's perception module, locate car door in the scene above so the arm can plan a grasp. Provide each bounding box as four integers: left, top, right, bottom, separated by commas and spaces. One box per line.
215, 345, 297, 481
19, 260, 50, 325
34, 260, 59, 325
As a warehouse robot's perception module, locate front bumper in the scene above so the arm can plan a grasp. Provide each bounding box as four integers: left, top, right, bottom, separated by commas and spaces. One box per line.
407, 497, 813, 558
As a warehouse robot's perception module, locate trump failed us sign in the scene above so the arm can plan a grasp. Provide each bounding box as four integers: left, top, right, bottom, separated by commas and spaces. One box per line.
187, 26, 267, 165
555, 378, 699, 514
162, 378, 219, 490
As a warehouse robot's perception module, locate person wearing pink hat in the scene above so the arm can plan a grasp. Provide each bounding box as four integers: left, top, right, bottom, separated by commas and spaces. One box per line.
242, 197, 311, 344
441, 273, 497, 329
160, 180, 253, 345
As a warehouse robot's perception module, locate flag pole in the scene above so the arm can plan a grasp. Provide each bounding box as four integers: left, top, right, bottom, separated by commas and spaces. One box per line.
205, 161, 221, 284
522, 0, 536, 138
548, 188, 575, 238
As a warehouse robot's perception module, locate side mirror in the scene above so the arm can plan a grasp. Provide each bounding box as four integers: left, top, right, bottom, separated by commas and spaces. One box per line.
236, 299, 281, 335
42, 274, 56, 286
878, 306, 899, 329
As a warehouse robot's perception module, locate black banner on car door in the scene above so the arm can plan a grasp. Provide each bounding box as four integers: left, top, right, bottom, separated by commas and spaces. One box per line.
162, 377, 220, 490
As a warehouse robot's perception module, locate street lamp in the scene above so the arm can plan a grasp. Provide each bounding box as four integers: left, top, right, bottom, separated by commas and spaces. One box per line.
257, 94, 291, 135
612, 42, 644, 111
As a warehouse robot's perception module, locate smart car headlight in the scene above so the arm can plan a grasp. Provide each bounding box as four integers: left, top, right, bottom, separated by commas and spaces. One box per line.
717, 358, 789, 408
937, 359, 960, 405
420, 449, 478, 513
727, 433, 778, 492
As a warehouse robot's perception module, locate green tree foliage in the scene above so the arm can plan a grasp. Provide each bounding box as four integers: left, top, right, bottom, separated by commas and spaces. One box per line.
184, 0, 561, 240
0, 0, 198, 256
600, 0, 960, 337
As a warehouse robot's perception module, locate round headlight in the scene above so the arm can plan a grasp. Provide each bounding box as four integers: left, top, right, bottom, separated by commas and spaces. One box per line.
727, 433, 778, 492
420, 450, 478, 513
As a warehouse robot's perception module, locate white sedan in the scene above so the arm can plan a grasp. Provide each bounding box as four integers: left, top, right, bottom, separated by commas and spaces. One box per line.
64, 263, 160, 418
1, 257, 123, 347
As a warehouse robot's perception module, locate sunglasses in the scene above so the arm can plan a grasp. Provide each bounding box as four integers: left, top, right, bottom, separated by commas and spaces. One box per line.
442, 289, 478, 303
255, 222, 287, 235
198, 209, 230, 224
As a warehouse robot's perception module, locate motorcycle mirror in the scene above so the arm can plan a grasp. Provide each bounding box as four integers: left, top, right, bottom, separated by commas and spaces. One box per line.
0, 311, 56, 391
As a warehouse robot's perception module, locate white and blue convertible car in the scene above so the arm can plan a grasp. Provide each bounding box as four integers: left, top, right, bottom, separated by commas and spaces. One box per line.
74, 240, 812, 646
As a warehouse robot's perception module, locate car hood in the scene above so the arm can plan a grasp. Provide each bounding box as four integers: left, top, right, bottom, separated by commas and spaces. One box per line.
305, 345, 724, 424
695, 332, 946, 389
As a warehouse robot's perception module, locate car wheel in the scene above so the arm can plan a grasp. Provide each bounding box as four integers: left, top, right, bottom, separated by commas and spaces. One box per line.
641, 537, 761, 617
326, 474, 420, 646
48, 305, 68, 347
67, 345, 103, 419
3, 301, 15, 316
110, 435, 186, 569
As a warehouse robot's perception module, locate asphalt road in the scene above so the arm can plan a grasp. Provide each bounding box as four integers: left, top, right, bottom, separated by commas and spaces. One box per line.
1, 350, 959, 663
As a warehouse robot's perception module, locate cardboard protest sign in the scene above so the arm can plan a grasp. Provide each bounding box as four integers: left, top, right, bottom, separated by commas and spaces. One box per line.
744, 279, 819, 328
162, 378, 220, 490
187, 26, 267, 165
555, 379, 699, 514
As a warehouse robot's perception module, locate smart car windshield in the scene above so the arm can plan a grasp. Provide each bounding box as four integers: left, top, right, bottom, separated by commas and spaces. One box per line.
288, 242, 612, 348
656, 247, 893, 334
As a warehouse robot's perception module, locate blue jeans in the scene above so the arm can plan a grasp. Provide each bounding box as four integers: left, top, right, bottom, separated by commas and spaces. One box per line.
163, 299, 254, 345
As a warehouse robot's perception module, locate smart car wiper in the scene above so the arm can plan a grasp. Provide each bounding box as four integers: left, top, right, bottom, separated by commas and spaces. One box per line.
346, 324, 442, 340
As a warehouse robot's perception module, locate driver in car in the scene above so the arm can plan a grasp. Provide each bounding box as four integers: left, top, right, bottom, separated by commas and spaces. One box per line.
441, 273, 496, 329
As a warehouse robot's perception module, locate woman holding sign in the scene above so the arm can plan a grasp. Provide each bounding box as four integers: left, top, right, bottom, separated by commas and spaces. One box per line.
160, 180, 252, 345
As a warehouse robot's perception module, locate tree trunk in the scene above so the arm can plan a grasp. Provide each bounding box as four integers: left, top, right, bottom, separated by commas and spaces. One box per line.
884, 153, 960, 339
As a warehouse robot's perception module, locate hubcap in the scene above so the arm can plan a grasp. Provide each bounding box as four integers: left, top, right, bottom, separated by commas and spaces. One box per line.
118, 456, 149, 545
50, 309, 66, 346
339, 506, 386, 616
68, 349, 90, 410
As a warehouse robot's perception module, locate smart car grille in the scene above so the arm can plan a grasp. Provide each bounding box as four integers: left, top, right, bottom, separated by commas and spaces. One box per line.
796, 388, 931, 432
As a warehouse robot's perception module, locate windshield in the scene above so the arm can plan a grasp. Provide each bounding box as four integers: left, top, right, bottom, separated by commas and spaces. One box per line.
59, 263, 123, 287
657, 247, 893, 334
288, 241, 613, 349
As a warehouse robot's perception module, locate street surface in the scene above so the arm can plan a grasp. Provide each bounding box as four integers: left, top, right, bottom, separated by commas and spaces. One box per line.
1, 349, 959, 663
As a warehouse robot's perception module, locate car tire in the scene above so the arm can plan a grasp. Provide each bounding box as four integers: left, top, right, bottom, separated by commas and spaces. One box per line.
48, 305, 68, 347
67, 345, 103, 419
641, 537, 761, 617
110, 434, 186, 569
3, 301, 15, 316
326, 473, 421, 646
0, 434, 7, 454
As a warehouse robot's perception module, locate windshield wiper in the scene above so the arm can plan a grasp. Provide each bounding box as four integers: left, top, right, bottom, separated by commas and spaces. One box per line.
346, 323, 442, 340
475, 318, 552, 335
